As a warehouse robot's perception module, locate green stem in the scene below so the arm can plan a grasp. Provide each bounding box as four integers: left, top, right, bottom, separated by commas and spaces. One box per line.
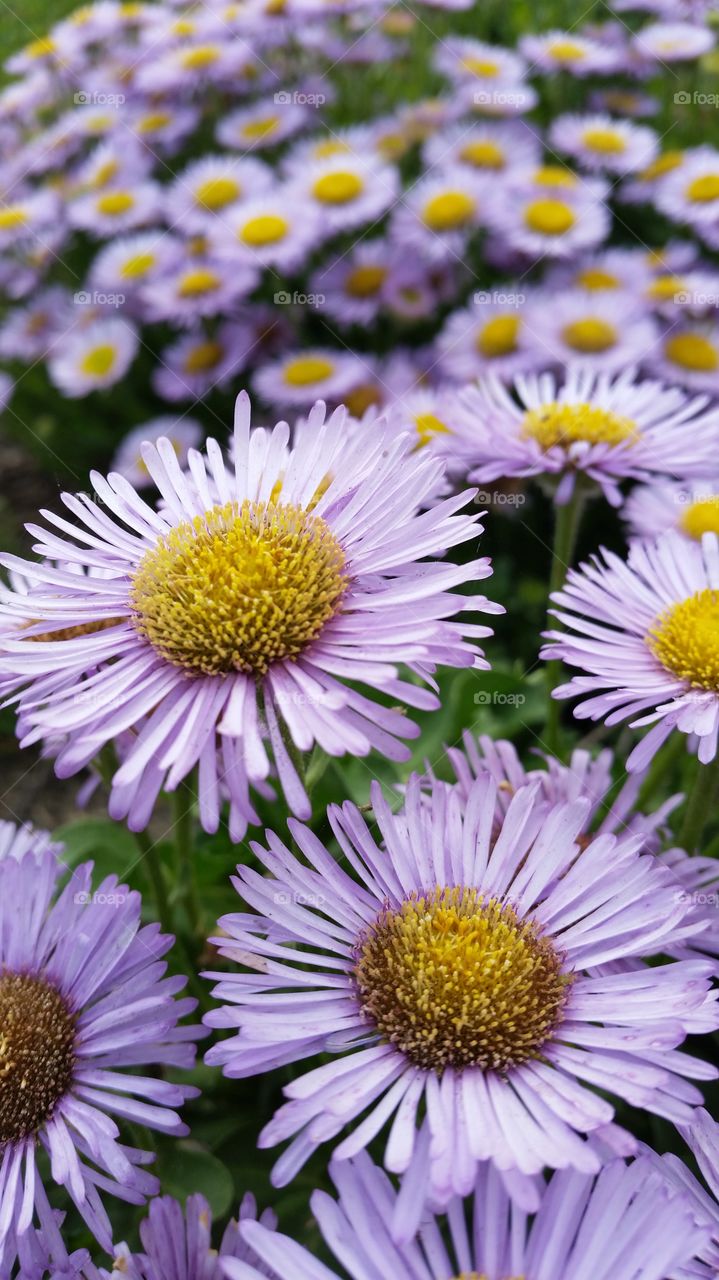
544, 490, 585, 758
679, 755, 719, 853
173, 786, 201, 937
133, 829, 173, 937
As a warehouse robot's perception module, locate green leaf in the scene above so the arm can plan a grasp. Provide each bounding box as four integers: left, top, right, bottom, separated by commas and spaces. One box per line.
157, 1142, 234, 1217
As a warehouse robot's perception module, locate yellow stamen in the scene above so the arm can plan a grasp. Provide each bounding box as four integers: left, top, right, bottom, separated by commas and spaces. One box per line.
183, 341, 223, 374
638, 150, 684, 182
130, 500, 347, 675
283, 357, 335, 386
194, 176, 241, 210
312, 171, 364, 204
686, 174, 719, 202
522, 401, 639, 450
80, 345, 116, 377
180, 44, 220, 69
345, 264, 387, 298
459, 140, 505, 169
120, 251, 155, 279
582, 127, 626, 154
96, 191, 134, 216
523, 198, 575, 235
575, 268, 620, 290
665, 333, 718, 372
533, 165, 578, 188
0, 207, 28, 229
239, 213, 288, 246
476, 315, 520, 358
414, 413, 449, 447
241, 115, 280, 141
649, 590, 719, 691
177, 268, 221, 297
423, 191, 476, 231
681, 498, 719, 541
354, 887, 571, 1072
561, 317, 617, 353
548, 39, 586, 60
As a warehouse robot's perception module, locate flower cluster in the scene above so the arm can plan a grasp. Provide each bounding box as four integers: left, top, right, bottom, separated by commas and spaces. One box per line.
2, 0, 719, 1276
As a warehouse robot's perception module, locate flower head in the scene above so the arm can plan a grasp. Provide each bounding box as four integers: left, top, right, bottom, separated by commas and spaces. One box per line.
542, 531, 719, 771
204, 773, 717, 1219
0, 393, 494, 838
0, 833, 200, 1273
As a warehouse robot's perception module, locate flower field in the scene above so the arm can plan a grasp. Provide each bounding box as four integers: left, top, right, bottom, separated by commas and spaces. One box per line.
2, 0, 719, 1276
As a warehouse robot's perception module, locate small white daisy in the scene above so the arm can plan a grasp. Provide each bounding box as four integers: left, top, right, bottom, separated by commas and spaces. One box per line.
524, 289, 660, 372
253, 349, 367, 408
549, 113, 659, 175
167, 154, 273, 231
47, 317, 139, 397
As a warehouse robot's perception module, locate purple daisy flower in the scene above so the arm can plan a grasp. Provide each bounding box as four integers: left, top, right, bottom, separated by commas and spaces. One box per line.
0, 842, 200, 1273
0, 394, 494, 839
432, 731, 680, 849
549, 113, 659, 176
226, 1157, 706, 1274
103, 1191, 276, 1280
228, 1150, 711, 1278
204, 773, 717, 1221
449, 366, 719, 506
623, 480, 719, 545
542, 531, 719, 771
152, 322, 257, 403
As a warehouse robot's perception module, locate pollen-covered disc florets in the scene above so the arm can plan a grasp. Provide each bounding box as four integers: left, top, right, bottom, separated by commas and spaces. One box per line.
0, 972, 76, 1142
354, 886, 571, 1072
130, 498, 348, 676
522, 400, 639, 450
648, 589, 719, 692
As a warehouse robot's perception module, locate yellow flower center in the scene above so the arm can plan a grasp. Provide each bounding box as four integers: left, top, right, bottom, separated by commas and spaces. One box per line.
93, 159, 120, 187
283, 356, 335, 387
313, 140, 352, 159
561, 317, 617, 353
181, 44, 220, 69
523, 198, 576, 235
241, 115, 280, 141
177, 268, 221, 297
312, 171, 364, 204
345, 264, 387, 298
26, 36, 56, 58
575, 268, 620, 290
137, 112, 172, 134
423, 191, 476, 231
458, 139, 505, 169
582, 127, 626, 154
184, 340, 223, 374
686, 174, 719, 202
534, 165, 578, 188
0, 973, 76, 1142
648, 590, 719, 691
344, 384, 382, 417
665, 333, 719, 372
80, 345, 116, 377
0, 207, 28, 229
681, 498, 719, 541
240, 213, 288, 246
414, 413, 450, 447
476, 314, 520, 358
130, 500, 347, 676
120, 251, 155, 279
522, 401, 639, 450
194, 176, 241, 210
646, 275, 685, 301
96, 191, 135, 216
461, 56, 500, 76
354, 887, 570, 1073
549, 39, 586, 60
638, 150, 684, 181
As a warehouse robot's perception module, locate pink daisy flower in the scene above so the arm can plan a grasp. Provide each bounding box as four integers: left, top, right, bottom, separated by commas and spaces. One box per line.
542, 531, 719, 770
0, 394, 495, 838
205, 772, 717, 1222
